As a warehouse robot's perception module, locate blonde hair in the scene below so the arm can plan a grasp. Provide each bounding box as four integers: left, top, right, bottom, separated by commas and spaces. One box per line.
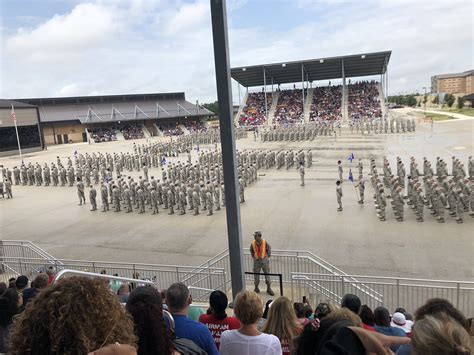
327, 307, 362, 327
234, 291, 263, 325
412, 314, 472, 355
262, 296, 299, 342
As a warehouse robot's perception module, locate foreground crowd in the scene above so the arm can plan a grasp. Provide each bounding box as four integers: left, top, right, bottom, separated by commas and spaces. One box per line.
0, 273, 472, 354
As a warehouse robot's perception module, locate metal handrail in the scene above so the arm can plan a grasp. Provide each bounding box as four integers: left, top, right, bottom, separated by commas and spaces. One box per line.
291, 272, 474, 285
52, 269, 156, 286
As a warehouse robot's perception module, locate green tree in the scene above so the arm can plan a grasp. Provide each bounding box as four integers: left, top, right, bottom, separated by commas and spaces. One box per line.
407, 95, 417, 107
445, 93, 455, 108
423, 95, 428, 104
432, 95, 439, 104
457, 96, 465, 109
202, 101, 219, 115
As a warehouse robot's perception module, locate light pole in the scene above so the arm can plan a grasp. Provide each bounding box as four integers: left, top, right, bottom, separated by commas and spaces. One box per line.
422, 87, 427, 118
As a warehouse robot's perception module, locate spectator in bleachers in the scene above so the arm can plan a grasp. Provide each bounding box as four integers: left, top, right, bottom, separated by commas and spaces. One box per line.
91, 127, 117, 143
309, 85, 342, 122
15, 275, 29, 295
239, 92, 272, 126
314, 302, 332, 320
0, 288, 22, 353
262, 296, 303, 355
166, 282, 218, 355
341, 293, 361, 315
373, 306, 407, 352
121, 125, 145, 140
22, 273, 48, 306
199, 290, 240, 350
184, 120, 206, 133
294, 302, 310, 328
126, 286, 173, 355
160, 123, 184, 137
0, 282, 7, 296
274, 89, 304, 125
411, 314, 471, 355
117, 282, 131, 303
348, 80, 382, 122
257, 299, 273, 330
46, 266, 56, 285
391, 311, 413, 335
9, 277, 136, 354
219, 290, 282, 355
359, 304, 376, 331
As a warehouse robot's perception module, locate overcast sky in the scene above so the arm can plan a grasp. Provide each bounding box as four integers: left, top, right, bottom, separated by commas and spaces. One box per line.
1, 0, 472, 104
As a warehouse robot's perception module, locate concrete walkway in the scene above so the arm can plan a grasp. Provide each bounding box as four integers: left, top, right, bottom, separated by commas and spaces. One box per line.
410, 108, 474, 122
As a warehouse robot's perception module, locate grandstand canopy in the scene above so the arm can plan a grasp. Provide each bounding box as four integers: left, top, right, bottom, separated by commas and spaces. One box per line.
231, 51, 391, 87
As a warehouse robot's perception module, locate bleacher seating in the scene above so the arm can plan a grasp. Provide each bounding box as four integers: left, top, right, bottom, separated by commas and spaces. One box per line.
348, 81, 382, 122
160, 123, 184, 136
120, 125, 144, 140
274, 89, 304, 125
184, 120, 206, 133
309, 86, 342, 122
239, 92, 272, 126
90, 128, 117, 143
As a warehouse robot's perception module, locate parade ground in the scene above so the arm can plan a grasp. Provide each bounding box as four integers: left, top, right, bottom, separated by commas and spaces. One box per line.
0, 110, 472, 282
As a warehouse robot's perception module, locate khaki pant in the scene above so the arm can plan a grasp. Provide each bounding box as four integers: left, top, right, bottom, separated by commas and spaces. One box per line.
253, 257, 271, 287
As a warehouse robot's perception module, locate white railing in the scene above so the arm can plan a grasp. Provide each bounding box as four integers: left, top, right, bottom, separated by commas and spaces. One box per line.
291, 273, 474, 315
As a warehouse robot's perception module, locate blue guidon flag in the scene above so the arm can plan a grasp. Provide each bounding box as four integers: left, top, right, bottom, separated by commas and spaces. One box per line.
348, 168, 354, 182
347, 153, 355, 163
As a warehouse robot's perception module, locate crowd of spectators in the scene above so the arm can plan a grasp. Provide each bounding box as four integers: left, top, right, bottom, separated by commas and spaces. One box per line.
309, 86, 342, 122
348, 80, 382, 122
90, 128, 117, 143
239, 92, 273, 126
274, 89, 304, 125
184, 120, 207, 133
121, 125, 145, 140
160, 123, 184, 136
0, 273, 472, 354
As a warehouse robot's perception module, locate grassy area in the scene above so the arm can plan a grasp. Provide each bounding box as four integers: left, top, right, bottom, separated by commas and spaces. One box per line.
439, 107, 474, 117
412, 111, 458, 121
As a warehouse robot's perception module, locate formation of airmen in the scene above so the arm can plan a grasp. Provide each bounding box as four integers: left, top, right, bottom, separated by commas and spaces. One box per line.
365, 155, 473, 223
259, 117, 416, 142
0, 168, 13, 199
349, 117, 416, 135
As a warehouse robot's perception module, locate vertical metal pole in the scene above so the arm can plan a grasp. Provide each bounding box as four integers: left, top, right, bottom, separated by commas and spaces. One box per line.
237, 81, 241, 106
341, 59, 346, 123
210, 0, 245, 300
301, 64, 305, 113
263, 68, 268, 117
11, 105, 23, 159
386, 66, 388, 99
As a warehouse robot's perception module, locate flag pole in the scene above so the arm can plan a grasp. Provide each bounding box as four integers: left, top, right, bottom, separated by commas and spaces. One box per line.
11, 104, 23, 159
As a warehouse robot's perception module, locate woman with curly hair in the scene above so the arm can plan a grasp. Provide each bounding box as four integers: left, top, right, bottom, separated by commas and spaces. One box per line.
9, 276, 136, 354
0, 288, 22, 353
126, 286, 174, 355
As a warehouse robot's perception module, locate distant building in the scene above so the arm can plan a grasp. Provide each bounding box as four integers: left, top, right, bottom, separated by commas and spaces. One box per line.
431, 70, 474, 94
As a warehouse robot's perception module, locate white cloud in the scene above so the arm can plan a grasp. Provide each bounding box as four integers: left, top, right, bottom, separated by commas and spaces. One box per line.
6, 3, 118, 55
0, 0, 472, 103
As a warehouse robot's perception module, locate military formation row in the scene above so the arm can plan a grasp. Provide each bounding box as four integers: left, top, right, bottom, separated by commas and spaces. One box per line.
365, 156, 474, 223
349, 117, 416, 135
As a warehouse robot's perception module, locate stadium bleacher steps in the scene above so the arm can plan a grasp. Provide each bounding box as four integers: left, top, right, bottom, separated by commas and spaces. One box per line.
115, 130, 125, 141
342, 86, 349, 123
141, 124, 152, 139
153, 123, 164, 137
267, 91, 280, 126
377, 83, 387, 119
303, 88, 314, 123
84, 128, 92, 144
235, 91, 248, 125
179, 124, 190, 135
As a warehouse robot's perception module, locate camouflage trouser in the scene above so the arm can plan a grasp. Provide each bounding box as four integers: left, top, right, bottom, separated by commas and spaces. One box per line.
253, 258, 271, 287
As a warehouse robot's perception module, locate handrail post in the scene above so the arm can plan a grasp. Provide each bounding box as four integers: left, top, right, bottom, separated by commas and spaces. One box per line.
396, 279, 400, 309
456, 282, 460, 309
176, 267, 180, 282
341, 276, 345, 296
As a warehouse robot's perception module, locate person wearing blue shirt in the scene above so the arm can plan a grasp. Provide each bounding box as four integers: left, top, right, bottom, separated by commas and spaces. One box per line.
373, 307, 407, 353
166, 282, 218, 355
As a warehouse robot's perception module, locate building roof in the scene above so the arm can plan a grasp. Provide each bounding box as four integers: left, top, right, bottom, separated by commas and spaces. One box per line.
432, 70, 474, 80
36, 99, 213, 123
230, 51, 391, 87
0, 99, 36, 109
463, 93, 474, 100
13, 92, 186, 107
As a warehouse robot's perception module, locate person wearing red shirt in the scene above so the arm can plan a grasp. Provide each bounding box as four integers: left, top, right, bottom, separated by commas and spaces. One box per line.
199, 290, 240, 350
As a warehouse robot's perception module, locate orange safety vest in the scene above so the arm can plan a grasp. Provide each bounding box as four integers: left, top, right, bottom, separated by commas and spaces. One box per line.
252, 239, 267, 259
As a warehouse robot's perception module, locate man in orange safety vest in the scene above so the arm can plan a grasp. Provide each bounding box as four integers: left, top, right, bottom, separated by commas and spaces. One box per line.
250, 231, 274, 296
